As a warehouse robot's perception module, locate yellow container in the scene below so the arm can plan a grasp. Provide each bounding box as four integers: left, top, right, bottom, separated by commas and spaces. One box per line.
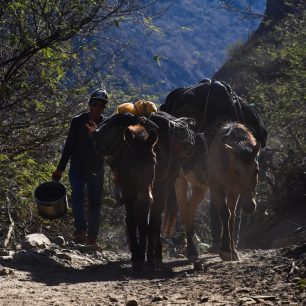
117, 100, 157, 115
117, 103, 137, 115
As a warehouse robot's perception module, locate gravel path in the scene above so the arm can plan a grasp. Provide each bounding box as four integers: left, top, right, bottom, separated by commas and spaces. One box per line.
0, 242, 305, 305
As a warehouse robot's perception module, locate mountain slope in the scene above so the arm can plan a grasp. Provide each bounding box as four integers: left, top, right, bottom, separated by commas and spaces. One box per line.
214, 0, 306, 249
99, 0, 266, 97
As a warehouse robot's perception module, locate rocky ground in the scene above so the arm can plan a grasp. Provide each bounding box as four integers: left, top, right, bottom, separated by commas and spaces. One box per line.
0, 234, 305, 305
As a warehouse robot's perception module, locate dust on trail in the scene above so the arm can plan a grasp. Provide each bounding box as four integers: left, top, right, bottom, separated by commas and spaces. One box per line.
0, 242, 305, 305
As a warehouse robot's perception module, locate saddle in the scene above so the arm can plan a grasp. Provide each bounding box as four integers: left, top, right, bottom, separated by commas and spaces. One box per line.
148, 112, 196, 163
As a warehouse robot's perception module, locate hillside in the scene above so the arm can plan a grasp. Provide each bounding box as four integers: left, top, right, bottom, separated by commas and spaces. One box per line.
99, 0, 266, 98
214, 0, 306, 249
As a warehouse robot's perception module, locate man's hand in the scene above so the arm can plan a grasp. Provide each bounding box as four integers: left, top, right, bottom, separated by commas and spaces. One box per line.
86, 120, 98, 137
52, 169, 62, 181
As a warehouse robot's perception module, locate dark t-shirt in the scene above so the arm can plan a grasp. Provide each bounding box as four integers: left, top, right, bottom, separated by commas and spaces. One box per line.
57, 112, 104, 175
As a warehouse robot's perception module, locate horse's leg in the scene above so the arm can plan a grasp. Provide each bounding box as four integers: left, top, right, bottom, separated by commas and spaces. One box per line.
210, 187, 232, 261
136, 195, 150, 268
162, 182, 178, 239
227, 192, 240, 261
209, 199, 222, 251
125, 201, 138, 265
175, 176, 189, 229
186, 185, 207, 261
147, 182, 165, 266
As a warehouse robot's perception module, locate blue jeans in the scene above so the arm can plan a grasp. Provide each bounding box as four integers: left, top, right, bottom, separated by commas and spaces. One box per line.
69, 164, 104, 240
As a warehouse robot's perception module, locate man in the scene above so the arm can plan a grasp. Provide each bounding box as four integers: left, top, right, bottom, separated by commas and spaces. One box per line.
52, 89, 108, 245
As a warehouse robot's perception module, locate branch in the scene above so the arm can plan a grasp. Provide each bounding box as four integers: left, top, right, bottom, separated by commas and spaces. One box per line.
4, 193, 15, 248
218, 1, 266, 19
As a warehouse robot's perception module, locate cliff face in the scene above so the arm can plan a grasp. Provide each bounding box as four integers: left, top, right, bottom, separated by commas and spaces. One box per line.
213, 0, 306, 249
213, 0, 304, 95
265, 0, 298, 19
254, 0, 300, 36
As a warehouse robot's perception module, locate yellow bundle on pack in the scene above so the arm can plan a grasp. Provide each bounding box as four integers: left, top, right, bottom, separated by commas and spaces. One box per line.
117, 103, 137, 115
117, 100, 157, 115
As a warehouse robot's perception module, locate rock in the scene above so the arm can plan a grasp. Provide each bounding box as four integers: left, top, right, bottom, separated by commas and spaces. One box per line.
198, 243, 210, 252
237, 288, 251, 293
200, 296, 209, 303
108, 295, 118, 302
66, 241, 77, 247
151, 296, 163, 302
258, 299, 274, 305
194, 260, 205, 271
0, 267, 14, 276
0, 249, 9, 256
239, 297, 256, 304
175, 253, 187, 259
0, 255, 14, 260
126, 299, 138, 306
22, 233, 52, 250
56, 253, 72, 261
0, 249, 15, 258
251, 295, 276, 302
51, 236, 65, 246
14, 243, 22, 251
42, 249, 57, 257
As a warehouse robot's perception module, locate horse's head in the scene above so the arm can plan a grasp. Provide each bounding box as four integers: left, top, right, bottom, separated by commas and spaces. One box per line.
120, 125, 158, 203
223, 123, 261, 214
239, 101, 267, 148
93, 113, 139, 157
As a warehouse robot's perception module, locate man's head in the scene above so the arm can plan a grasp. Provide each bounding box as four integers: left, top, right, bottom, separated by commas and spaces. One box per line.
89, 88, 109, 105
88, 88, 109, 117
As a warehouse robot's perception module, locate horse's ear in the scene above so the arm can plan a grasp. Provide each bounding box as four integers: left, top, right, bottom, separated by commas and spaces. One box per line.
147, 130, 158, 147
224, 143, 239, 157
251, 142, 261, 160
124, 128, 134, 145
224, 144, 235, 152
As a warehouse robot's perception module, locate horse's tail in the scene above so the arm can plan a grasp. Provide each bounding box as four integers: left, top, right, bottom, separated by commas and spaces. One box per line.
162, 185, 178, 238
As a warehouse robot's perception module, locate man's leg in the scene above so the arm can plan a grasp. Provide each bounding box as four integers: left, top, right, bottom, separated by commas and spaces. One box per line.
69, 165, 86, 242
86, 170, 103, 243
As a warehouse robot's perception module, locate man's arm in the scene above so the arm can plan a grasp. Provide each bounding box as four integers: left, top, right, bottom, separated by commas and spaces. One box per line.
52, 119, 76, 180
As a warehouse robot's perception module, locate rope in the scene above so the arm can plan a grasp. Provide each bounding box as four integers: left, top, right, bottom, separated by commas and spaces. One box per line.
170, 117, 195, 145
230, 91, 245, 124
196, 79, 212, 132
154, 116, 196, 182
154, 136, 176, 183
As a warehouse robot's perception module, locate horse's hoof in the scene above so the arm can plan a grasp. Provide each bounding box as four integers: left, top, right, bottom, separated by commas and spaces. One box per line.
193, 260, 205, 271
146, 257, 162, 267
132, 261, 144, 271
187, 254, 199, 263
231, 251, 240, 261
219, 250, 240, 261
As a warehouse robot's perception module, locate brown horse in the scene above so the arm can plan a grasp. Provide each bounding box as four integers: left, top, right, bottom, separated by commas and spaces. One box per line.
95, 122, 157, 269
175, 121, 260, 261
94, 112, 194, 266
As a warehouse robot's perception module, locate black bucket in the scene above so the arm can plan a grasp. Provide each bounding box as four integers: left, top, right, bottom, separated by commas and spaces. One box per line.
34, 181, 68, 219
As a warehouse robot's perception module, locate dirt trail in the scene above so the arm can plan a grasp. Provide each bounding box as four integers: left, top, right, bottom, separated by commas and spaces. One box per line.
0, 242, 305, 305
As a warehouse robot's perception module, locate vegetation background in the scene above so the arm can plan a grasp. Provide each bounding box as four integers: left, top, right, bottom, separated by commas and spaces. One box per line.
0, 0, 305, 253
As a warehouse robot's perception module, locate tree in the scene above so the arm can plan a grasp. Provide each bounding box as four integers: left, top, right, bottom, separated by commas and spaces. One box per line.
0, 0, 158, 157
0, 0, 163, 245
